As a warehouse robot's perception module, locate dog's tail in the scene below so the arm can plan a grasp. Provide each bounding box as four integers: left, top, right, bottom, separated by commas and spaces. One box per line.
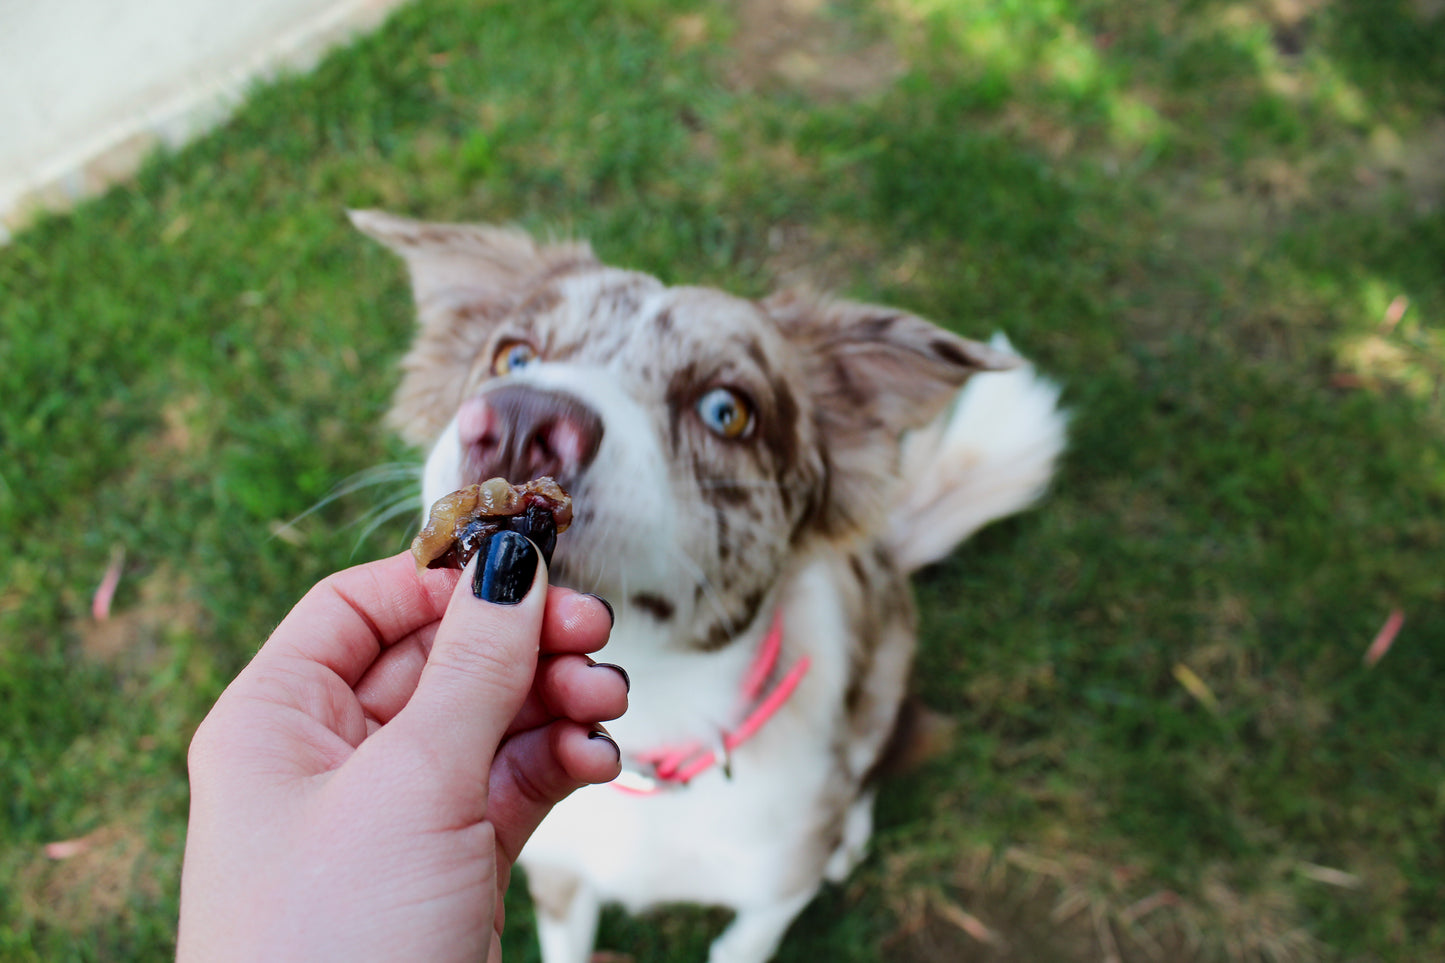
887, 335, 1067, 573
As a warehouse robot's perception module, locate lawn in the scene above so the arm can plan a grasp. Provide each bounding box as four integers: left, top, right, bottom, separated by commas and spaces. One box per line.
2, 0, 1443, 959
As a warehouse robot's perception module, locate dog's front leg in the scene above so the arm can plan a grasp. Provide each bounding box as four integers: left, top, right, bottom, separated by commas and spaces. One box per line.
707, 888, 817, 963
526, 864, 601, 963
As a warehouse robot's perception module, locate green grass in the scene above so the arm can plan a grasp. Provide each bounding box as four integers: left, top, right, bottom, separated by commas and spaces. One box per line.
3, 0, 1443, 959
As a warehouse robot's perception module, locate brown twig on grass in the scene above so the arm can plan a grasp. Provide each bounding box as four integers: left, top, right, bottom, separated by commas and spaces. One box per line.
929, 890, 1003, 948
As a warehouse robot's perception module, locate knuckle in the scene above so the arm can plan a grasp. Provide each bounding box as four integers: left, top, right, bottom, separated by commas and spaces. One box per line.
426, 635, 529, 693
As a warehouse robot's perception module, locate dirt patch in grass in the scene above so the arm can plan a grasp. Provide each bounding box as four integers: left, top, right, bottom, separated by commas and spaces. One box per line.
18, 822, 163, 933
879, 856, 1324, 963
146, 393, 207, 458
761, 218, 890, 293
75, 563, 205, 665
1364, 117, 1445, 215
727, 0, 904, 100
883, 886, 1108, 963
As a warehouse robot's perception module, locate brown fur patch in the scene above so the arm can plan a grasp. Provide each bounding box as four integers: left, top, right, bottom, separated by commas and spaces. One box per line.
695, 585, 769, 653
867, 699, 959, 782
631, 593, 676, 622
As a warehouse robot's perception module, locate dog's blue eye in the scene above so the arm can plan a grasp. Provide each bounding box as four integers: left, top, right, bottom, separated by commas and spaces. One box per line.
696, 387, 754, 440
493, 340, 538, 376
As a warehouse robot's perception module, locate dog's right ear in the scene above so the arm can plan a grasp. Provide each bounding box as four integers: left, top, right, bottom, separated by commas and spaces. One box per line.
348, 209, 597, 319
766, 289, 1020, 538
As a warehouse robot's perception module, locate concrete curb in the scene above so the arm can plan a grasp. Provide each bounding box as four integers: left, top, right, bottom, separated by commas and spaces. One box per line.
0, 0, 410, 243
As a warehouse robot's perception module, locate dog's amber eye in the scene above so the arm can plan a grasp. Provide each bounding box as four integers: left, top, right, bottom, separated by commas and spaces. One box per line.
492, 340, 538, 376
696, 387, 754, 440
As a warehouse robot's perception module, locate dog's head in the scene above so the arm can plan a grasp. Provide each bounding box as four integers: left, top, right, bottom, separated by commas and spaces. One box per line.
355, 210, 1015, 647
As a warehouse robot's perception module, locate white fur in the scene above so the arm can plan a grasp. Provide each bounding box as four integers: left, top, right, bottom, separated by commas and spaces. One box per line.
518, 556, 869, 963
888, 334, 1068, 572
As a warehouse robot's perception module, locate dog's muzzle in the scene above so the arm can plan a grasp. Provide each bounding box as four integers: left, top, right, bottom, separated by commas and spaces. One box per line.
457, 384, 604, 487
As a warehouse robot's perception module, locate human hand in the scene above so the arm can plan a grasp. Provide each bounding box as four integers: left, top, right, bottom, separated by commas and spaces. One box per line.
177, 532, 627, 962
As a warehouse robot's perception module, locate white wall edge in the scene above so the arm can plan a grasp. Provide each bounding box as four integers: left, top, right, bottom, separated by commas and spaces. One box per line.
0, 0, 411, 244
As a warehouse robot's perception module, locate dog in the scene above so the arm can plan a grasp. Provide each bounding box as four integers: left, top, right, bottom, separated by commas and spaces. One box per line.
352, 209, 1067, 963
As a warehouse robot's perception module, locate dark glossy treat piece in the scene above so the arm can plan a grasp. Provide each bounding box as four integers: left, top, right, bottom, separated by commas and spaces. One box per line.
517, 503, 559, 564
412, 477, 571, 573
447, 503, 559, 568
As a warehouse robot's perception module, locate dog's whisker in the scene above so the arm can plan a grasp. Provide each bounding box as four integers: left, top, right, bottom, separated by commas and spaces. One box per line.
350, 491, 427, 557
331, 462, 424, 493
345, 490, 419, 534
275, 462, 423, 539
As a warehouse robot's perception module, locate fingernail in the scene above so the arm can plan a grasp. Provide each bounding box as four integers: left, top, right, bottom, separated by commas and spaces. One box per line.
584, 593, 615, 627
472, 530, 538, 605
588, 727, 621, 761
593, 662, 630, 692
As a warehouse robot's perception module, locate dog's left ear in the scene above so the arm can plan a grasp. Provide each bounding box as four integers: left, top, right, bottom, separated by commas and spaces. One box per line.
348, 209, 596, 320
765, 289, 1018, 535
350, 210, 597, 446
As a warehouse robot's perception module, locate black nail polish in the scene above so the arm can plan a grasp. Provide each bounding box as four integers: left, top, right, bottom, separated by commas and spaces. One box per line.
588, 728, 621, 761
585, 593, 615, 627
593, 662, 630, 692
472, 529, 538, 604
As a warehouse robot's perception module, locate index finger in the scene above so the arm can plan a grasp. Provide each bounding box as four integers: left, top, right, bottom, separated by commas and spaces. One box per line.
258, 551, 459, 688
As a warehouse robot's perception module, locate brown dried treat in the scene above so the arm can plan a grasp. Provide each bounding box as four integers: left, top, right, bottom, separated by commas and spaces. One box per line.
411, 477, 573, 573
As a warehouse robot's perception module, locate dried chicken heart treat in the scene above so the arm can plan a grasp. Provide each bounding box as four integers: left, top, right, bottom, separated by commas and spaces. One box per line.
411, 477, 573, 573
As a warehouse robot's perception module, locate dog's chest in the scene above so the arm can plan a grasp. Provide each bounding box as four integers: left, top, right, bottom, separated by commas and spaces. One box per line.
522, 559, 880, 905
525, 742, 838, 910
601, 620, 762, 753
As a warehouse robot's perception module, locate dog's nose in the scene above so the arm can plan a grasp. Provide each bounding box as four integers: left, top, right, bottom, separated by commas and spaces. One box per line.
457, 385, 603, 485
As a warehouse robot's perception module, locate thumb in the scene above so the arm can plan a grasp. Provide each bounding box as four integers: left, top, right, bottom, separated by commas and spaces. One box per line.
379, 530, 547, 798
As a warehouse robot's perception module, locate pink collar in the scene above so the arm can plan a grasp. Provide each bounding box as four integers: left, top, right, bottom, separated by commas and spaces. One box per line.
613, 610, 811, 794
